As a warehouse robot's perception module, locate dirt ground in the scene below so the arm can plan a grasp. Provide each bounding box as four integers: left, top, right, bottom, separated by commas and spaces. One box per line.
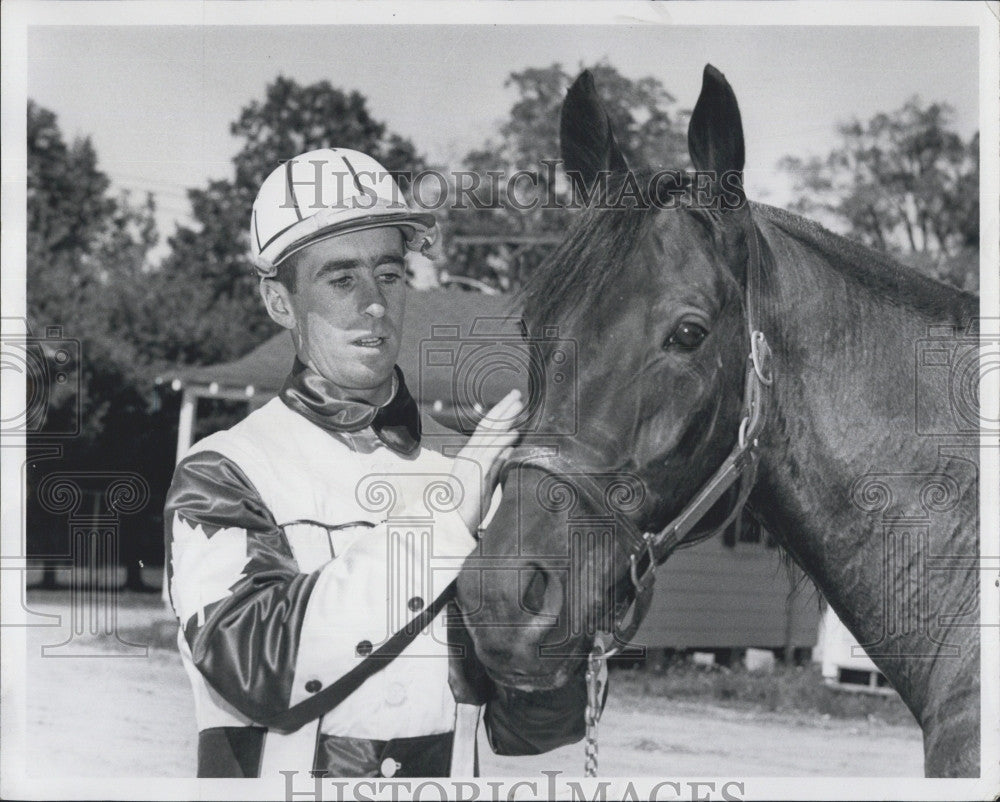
17, 594, 924, 778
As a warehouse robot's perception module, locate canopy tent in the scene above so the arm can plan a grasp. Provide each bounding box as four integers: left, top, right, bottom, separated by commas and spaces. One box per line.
157, 288, 527, 462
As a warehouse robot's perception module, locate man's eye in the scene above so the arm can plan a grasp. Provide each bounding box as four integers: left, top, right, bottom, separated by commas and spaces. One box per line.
330, 275, 354, 288
663, 321, 708, 350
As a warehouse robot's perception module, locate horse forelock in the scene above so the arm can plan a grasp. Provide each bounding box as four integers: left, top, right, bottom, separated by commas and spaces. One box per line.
520, 170, 728, 331
520, 191, 654, 331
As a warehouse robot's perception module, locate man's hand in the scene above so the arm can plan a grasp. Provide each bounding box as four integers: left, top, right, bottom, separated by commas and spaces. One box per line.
451, 389, 522, 533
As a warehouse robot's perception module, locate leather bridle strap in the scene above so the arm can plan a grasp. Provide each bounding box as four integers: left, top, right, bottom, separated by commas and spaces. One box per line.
504, 217, 773, 655
604, 219, 773, 652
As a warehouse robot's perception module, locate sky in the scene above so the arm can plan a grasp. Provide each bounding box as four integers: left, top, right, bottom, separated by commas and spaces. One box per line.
27, 23, 980, 256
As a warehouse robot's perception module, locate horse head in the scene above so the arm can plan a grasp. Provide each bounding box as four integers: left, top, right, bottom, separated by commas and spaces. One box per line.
456, 65, 763, 690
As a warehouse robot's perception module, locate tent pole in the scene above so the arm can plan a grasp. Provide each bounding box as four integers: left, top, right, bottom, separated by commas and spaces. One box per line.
165, 387, 198, 607
175, 388, 197, 465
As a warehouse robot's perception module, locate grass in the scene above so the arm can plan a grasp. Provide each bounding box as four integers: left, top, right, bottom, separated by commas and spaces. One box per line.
610, 660, 917, 727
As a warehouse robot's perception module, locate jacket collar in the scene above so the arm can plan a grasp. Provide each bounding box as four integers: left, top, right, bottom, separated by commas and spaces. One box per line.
279, 358, 421, 455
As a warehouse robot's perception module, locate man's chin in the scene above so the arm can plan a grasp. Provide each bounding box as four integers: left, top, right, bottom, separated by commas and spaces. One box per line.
309, 355, 398, 403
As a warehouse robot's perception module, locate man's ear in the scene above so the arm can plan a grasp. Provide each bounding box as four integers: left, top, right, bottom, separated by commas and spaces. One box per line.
260, 278, 297, 330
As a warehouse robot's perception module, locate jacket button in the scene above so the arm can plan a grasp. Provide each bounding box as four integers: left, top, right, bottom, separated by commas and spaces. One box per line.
380, 758, 400, 778
356, 640, 373, 657
304, 679, 322, 693
407, 596, 424, 612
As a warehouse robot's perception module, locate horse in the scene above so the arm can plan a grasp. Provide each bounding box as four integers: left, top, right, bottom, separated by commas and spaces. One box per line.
455, 65, 980, 778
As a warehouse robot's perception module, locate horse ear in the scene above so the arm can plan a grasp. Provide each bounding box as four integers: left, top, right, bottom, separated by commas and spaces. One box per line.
687, 65, 745, 184
561, 70, 629, 196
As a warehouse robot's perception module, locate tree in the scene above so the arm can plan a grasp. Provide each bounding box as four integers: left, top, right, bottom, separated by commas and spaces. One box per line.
443, 62, 689, 291
27, 101, 160, 447
26, 100, 163, 590
158, 76, 429, 364
780, 99, 979, 290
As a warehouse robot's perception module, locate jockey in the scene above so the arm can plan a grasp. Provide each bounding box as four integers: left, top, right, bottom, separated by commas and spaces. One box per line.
165, 148, 588, 778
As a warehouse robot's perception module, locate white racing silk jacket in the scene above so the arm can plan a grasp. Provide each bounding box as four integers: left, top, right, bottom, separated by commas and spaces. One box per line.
165, 362, 587, 778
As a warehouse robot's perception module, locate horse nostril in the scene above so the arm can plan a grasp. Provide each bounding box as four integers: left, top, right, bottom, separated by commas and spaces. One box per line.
520, 565, 550, 616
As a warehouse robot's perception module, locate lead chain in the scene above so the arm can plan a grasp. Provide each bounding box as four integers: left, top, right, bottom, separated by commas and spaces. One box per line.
584, 643, 606, 777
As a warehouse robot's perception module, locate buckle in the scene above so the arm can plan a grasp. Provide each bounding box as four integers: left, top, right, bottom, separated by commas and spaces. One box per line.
738, 415, 751, 449
629, 532, 657, 591
750, 331, 774, 386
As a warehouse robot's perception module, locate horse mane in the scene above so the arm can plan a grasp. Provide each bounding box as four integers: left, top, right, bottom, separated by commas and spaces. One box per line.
521, 180, 977, 332
753, 203, 978, 322
519, 172, 661, 328
521, 185, 977, 609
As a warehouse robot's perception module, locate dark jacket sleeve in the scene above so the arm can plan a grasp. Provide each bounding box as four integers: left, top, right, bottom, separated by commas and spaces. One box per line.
168, 447, 478, 726
165, 449, 319, 722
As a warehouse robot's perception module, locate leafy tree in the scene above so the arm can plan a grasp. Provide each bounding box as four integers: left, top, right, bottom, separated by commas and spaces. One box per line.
780, 99, 979, 290
444, 62, 689, 291
24, 79, 433, 587
27, 101, 159, 446
26, 100, 164, 590
158, 75, 429, 364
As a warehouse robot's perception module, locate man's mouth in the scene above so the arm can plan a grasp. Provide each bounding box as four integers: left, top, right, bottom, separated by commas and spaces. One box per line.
352, 335, 387, 349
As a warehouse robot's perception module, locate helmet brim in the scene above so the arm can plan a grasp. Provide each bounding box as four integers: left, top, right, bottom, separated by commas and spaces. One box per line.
272, 211, 437, 268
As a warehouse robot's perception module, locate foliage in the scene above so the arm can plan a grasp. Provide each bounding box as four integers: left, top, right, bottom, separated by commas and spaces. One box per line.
25, 101, 172, 587
26, 100, 160, 450
444, 62, 689, 290
25, 79, 432, 579
157, 75, 429, 364
780, 99, 979, 291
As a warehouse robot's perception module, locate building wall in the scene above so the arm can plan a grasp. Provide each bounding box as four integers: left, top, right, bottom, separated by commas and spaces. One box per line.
634, 538, 822, 649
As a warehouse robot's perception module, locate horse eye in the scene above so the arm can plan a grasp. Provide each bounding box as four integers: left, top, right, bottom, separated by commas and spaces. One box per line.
664, 321, 708, 350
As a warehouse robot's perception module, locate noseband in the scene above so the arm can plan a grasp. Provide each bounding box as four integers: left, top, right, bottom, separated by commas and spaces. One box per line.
504, 220, 774, 655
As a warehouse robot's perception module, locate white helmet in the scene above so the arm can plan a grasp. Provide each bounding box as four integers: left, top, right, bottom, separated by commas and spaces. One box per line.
249, 147, 437, 277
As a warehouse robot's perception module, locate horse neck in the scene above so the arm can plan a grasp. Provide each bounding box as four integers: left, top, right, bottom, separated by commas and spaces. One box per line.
748, 208, 979, 722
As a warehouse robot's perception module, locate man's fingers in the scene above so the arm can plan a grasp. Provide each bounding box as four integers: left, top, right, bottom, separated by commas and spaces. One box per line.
477, 389, 522, 432
451, 394, 521, 532
463, 390, 522, 456
484, 445, 514, 483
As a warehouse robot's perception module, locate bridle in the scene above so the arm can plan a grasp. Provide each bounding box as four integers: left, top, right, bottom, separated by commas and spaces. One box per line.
603, 220, 773, 653
503, 215, 774, 777
504, 217, 774, 655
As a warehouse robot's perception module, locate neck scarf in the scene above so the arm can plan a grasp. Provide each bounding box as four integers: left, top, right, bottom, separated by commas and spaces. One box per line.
279, 358, 421, 455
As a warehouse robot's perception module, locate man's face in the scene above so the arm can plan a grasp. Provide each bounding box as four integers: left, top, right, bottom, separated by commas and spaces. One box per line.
272, 227, 407, 404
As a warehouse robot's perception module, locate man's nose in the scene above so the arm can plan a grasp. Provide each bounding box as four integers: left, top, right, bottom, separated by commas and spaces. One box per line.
358, 278, 387, 318
363, 300, 386, 318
